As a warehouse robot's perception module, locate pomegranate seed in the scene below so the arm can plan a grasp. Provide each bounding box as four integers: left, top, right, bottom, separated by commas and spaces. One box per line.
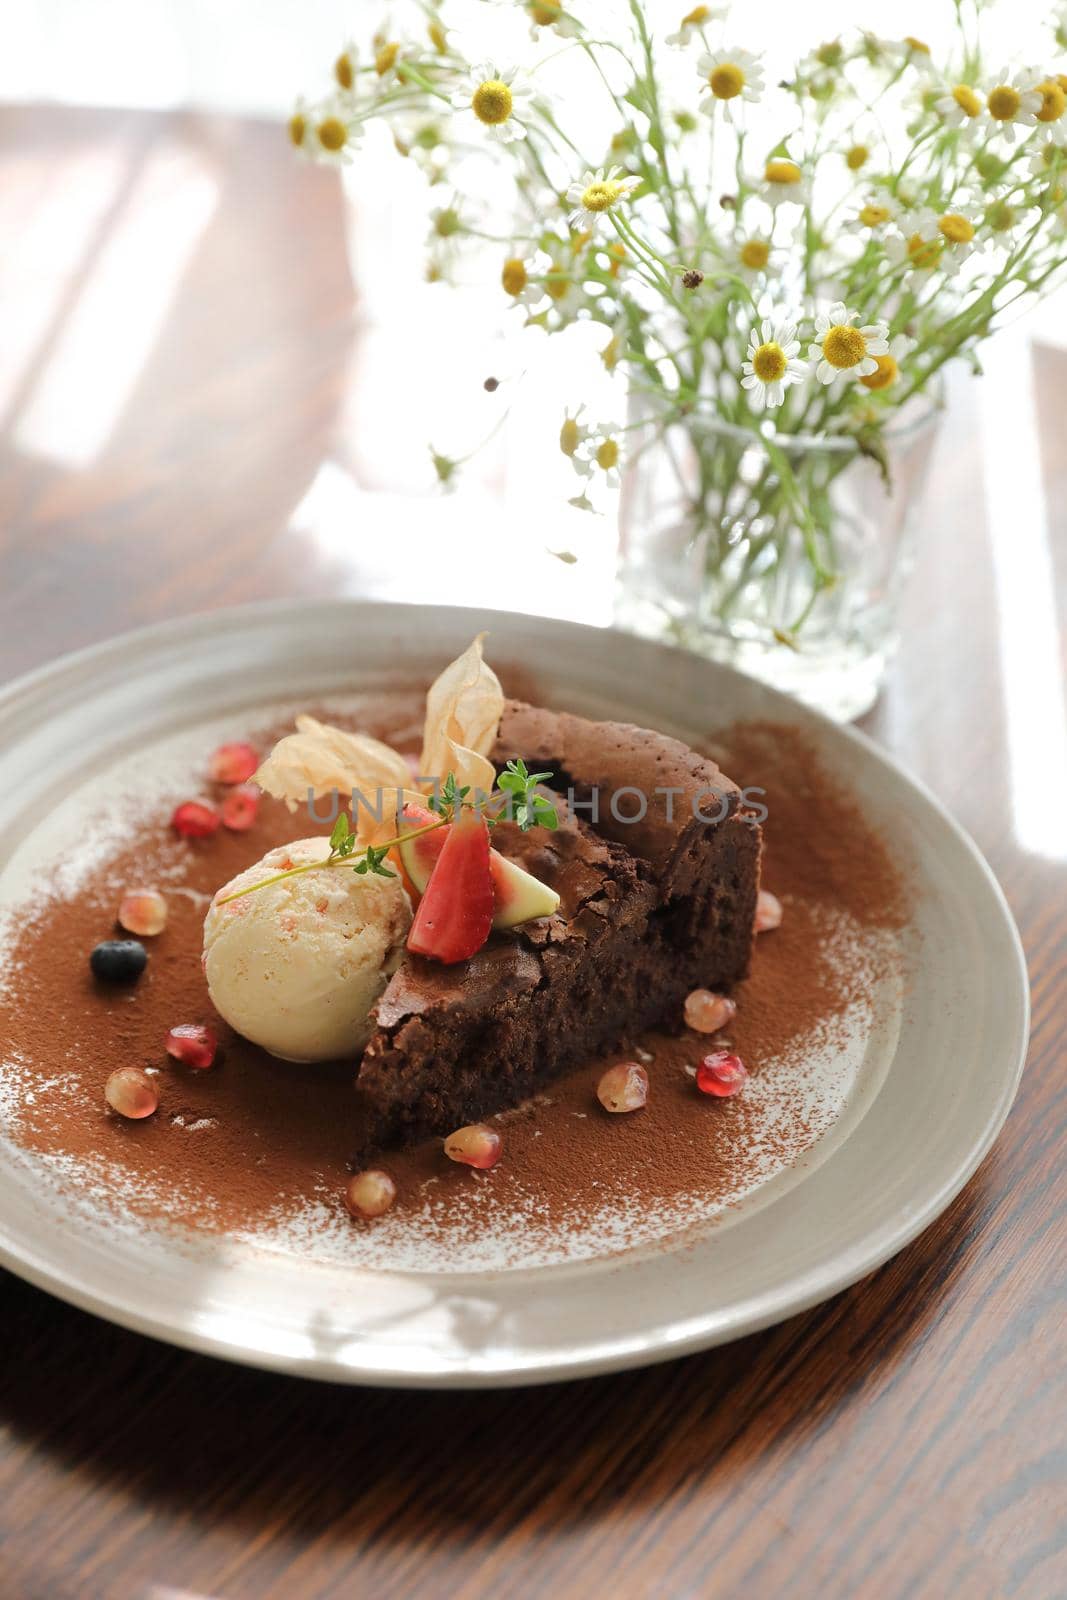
105, 1067, 159, 1120
597, 1061, 649, 1113
345, 1169, 397, 1219
684, 988, 737, 1034
165, 1023, 218, 1070
117, 889, 168, 938
209, 741, 259, 785
221, 784, 259, 832
444, 1123, 502, 1170
172, 800, 220, 839
696, 1050, 748, 1098
755, 889, 782, 933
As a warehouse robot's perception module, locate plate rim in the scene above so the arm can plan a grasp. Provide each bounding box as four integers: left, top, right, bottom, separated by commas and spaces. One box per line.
0, 598, 1031, 1386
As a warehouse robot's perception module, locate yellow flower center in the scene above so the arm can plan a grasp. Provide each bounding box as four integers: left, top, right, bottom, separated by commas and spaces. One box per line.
765, 159, 802, 186
683, 5, 711, 24
287, 113, 306, 147
317, 117, 348, 152
472, 78, 514, 124
752, 342, 787, 382
546, 264, 570, 301
938, 213, 975, 244
607, 241, 626, 276
428, 20, 447, 52
906, 232, 943, 269
596, 439, 620, 471
560, 417, 580, 456
846, 144, 869, 170
529, 1, 561, 24
904, 37, 929, 54
740, 239, 769, 269
822, 324, 867, 370
1036, 80, 1067, 122
861, 355, 899, 391
986, 200, 1016, 232
375, 42, 399, 75
502, 257, 528, 296
988, 85, 1021, 121
709, 63, 745, 100
859, 202, 890, 227
951, 85, 982, 118
334, 53, 354, 90
601, 335, 621, 371
581, 180, 620, 214
817, 40, 844, 67
434, 208, 461, 238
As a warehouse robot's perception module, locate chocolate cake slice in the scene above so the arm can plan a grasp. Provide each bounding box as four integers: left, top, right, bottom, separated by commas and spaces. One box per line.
356, 702, 762, 1150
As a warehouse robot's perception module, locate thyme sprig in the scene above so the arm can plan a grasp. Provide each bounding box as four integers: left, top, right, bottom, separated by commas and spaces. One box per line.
216, 760, 558, 905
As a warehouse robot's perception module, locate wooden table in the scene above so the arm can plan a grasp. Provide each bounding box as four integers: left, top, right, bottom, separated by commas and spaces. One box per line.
1, 107, 1063, 1600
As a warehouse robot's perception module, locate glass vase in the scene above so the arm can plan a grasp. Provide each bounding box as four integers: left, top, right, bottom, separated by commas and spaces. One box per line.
615, 396, 942, 722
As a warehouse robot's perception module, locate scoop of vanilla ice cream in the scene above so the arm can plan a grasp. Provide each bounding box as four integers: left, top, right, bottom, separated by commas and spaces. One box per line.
203, 837, 411, 1063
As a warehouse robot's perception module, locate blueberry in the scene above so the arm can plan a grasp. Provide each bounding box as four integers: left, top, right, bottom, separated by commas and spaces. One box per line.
90, 939, 148, 983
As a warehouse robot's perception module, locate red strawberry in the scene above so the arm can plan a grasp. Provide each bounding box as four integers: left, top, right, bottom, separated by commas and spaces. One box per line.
406, 806, 494, 964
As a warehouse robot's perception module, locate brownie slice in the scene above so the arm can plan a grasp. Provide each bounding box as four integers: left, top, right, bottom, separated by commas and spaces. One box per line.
356, 702, 761, 1151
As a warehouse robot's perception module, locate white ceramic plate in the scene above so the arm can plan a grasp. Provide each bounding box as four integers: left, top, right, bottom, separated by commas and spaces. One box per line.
0, 602, 1028, 1386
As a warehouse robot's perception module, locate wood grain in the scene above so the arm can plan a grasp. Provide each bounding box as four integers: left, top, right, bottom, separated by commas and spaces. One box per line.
0, 105, 1064, 1600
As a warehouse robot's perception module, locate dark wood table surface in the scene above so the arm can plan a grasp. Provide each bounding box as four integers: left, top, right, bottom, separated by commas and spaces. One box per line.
0, 106, 1063, 1600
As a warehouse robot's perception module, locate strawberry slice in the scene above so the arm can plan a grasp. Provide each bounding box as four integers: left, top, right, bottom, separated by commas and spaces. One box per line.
406, 805, 494, 964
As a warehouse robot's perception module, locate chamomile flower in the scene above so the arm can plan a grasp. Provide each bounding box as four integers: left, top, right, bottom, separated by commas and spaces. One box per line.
761, 158, 808, 205
1034, 76, 1067, 123
541, 258, 583, 320
500, 252, 543, 306
1028, 132, 1067, 182
740, 320, 807, 408
287, 97, 314, 156
308, 102, 364, 166
559, 408, 589, 460
666, 5, 727, 47
698, 49, 765, 118
984, 70, 1042, 143
333, 45, 358, 93
933, 207, 982, 273
566, 167, 641, 231
526, 2, 580, 41
583, 432, 624, 488
598, 315, 628, 372
859, 333, 914, 392
887, 36, 936, 73
732, 235, 772, 274
810, 303, 890, 385
451, 63, 534, 143
847, 194, 899, 232
934, 81, 984, 128
885, 210, 945, 272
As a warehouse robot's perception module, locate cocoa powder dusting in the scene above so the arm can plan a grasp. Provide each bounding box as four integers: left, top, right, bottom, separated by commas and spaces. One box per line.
0, 705, 910, 1268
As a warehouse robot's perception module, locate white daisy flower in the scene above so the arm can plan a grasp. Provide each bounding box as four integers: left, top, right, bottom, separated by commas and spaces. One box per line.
740, 320, 807, 409
666, 5, 727, 47
858, 333, 915, 393
846, 194, 900, 233
760, 158, 809, 206
932, 207, 982, 273
732, 235, 772, 274
934, 81, 985, 128
526, 1, 581, 41
307, 101, 364, 167
885, 36, 936, 74
566, 167, 641, 231
500, 252, 544, 306
984, 69, 1043, 144
885, 209, 945, 272
698, 48, 765, 118
287, 97, 315, 157
451, 63, 534, 144
579, 432, 624, 489
559, 408, 589, 461
541, 257, 584, 320
1028, 131, 1067, 181
810, 302, 890, 385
